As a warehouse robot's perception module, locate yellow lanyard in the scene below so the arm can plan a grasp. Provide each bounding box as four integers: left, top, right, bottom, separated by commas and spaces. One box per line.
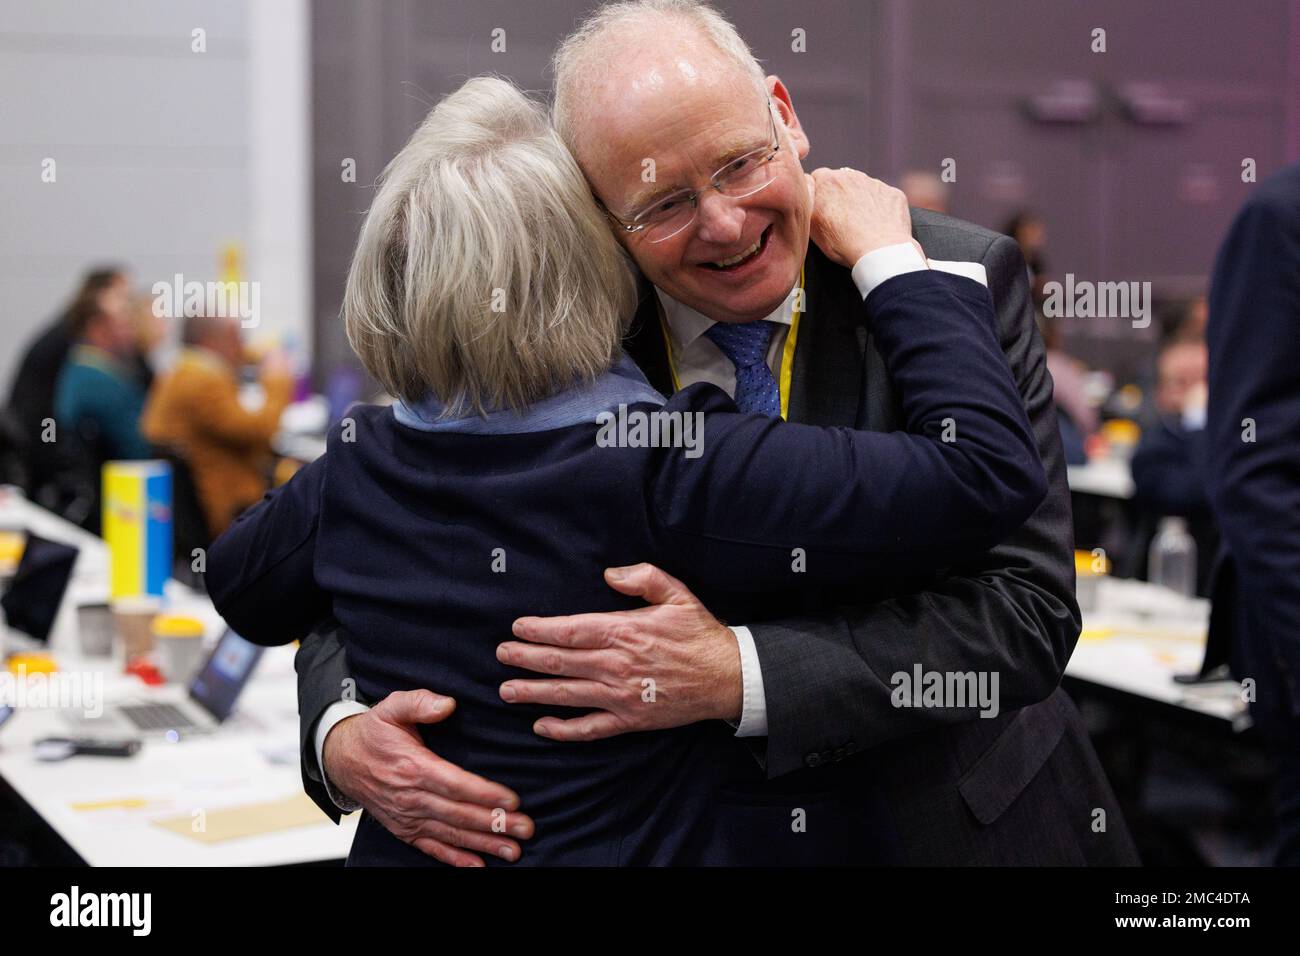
655, 267, 803, 420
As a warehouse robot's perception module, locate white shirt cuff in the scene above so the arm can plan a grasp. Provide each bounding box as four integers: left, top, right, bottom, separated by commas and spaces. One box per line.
927, 258, 989, 287
851, 245, 992, 301
313, 699, 371, 813
729, 625, 768, 737
850, 242, 929, 299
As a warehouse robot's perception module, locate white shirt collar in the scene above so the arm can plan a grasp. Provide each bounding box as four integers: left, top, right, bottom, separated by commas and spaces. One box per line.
654, 280, 800, 353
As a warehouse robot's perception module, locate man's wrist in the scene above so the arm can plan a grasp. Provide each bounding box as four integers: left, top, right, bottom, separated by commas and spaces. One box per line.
727, 625, 769, 737
714, 620, 744, 724
314, 700, 370, 813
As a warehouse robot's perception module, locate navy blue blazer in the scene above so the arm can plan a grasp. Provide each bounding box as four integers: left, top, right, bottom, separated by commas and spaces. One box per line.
1204, 161, 1300, 728
207, 270, 1046, 864
1132, 417, 1210, 518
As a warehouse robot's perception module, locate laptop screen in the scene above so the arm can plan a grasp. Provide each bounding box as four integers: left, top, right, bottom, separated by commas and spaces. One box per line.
187, 629, 264, 722
0, 532, 78, 645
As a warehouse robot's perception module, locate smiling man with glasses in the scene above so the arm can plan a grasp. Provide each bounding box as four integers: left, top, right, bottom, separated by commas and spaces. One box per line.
602, 100, 781, 245
298, 0, 1138, 867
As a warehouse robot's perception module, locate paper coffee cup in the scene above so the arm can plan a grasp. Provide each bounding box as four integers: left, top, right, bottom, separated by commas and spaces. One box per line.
111, 595, 161, 660
152, 614, 206, 684
76, 602, 115, 658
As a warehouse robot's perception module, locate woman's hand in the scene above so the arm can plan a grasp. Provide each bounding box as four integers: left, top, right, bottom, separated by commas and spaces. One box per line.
806, 166, 925, 268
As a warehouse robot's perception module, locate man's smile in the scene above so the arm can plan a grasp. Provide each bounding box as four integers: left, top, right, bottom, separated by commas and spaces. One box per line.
697, 223, 773, 276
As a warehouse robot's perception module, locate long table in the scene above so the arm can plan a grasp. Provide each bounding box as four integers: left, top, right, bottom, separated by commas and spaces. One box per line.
0, 488, 357, 866
1067, 575, 1247, 729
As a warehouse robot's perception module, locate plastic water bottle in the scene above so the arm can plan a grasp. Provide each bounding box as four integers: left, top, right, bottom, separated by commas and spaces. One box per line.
1149, 516, 1197, 597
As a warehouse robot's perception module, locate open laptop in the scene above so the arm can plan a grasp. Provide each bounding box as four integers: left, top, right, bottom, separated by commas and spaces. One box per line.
65, 628, 264, 738
1, 531, 78, 647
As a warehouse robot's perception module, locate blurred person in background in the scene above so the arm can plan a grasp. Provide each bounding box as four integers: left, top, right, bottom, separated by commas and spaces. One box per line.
7, 267, 129, 503
899, 169, 949, 214
141, 313, 293, 537
1128, 295, 1209, 430
1130, 336, 1216, 594
1002, 210, 1049, 301
126, 290, 168, 390
1040, 314, 1096, 466
1203, 161, 1300, 866
52, 283, 153, 463
1158, 294, 1208, 346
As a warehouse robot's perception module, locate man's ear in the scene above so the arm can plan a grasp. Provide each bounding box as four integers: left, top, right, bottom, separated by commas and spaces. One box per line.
767, 75, 810, 160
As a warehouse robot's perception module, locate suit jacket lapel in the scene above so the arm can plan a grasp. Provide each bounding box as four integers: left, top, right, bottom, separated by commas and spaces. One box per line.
861, 330, 896, 433
788, 242, 870, 428
622, 276, 675, 397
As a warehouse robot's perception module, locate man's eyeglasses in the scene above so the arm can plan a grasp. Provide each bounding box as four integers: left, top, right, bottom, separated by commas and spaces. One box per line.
603, 104, 783, 244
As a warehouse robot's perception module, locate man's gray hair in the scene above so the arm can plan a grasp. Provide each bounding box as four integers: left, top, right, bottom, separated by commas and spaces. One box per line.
343, 76, 635, 413
552, 0, 767, 154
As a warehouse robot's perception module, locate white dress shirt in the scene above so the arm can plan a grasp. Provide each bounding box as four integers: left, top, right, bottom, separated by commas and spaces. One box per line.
313, 242, 987, 809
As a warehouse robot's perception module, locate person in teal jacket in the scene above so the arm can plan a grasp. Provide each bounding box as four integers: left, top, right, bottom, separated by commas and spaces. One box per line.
53, 290, 152, 461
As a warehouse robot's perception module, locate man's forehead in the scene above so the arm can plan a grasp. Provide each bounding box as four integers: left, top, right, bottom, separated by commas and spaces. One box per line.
590, 65, 729, 132
583, 77, 765, 184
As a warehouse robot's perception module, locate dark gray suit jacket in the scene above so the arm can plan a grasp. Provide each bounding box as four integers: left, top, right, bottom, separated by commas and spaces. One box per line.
293, 209, 1138, 865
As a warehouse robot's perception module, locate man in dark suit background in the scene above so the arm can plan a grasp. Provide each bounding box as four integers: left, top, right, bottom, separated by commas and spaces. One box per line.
294, 0, 1136, 865
1203, 161, 1300, 866
7, 268, 128, 508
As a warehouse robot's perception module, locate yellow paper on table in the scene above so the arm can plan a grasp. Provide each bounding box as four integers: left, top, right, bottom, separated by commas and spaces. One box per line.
152, 793, 328, 844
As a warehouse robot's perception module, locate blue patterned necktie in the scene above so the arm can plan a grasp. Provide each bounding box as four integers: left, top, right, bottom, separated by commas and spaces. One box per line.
704, 319, 781, 418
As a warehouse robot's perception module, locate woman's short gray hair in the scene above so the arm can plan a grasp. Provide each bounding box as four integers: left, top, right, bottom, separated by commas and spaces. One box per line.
552, 0, 768, 153
343, 75, 636, 414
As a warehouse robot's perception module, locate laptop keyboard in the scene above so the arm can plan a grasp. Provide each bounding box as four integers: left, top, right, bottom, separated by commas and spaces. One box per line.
119, 703, 200, 731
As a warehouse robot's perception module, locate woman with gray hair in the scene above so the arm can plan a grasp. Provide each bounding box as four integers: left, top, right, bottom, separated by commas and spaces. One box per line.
344, 75, 634, 417
207, 76, 1045, 865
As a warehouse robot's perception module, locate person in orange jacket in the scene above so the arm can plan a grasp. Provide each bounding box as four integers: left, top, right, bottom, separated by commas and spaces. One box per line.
143, 313, 293, 537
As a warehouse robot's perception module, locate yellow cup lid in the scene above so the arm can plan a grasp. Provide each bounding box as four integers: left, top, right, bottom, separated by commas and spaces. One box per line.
8, 653, 58, 675
1075, 549, 1110, 576
151, 614, 206, 638
1101, 418, 1141, 445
